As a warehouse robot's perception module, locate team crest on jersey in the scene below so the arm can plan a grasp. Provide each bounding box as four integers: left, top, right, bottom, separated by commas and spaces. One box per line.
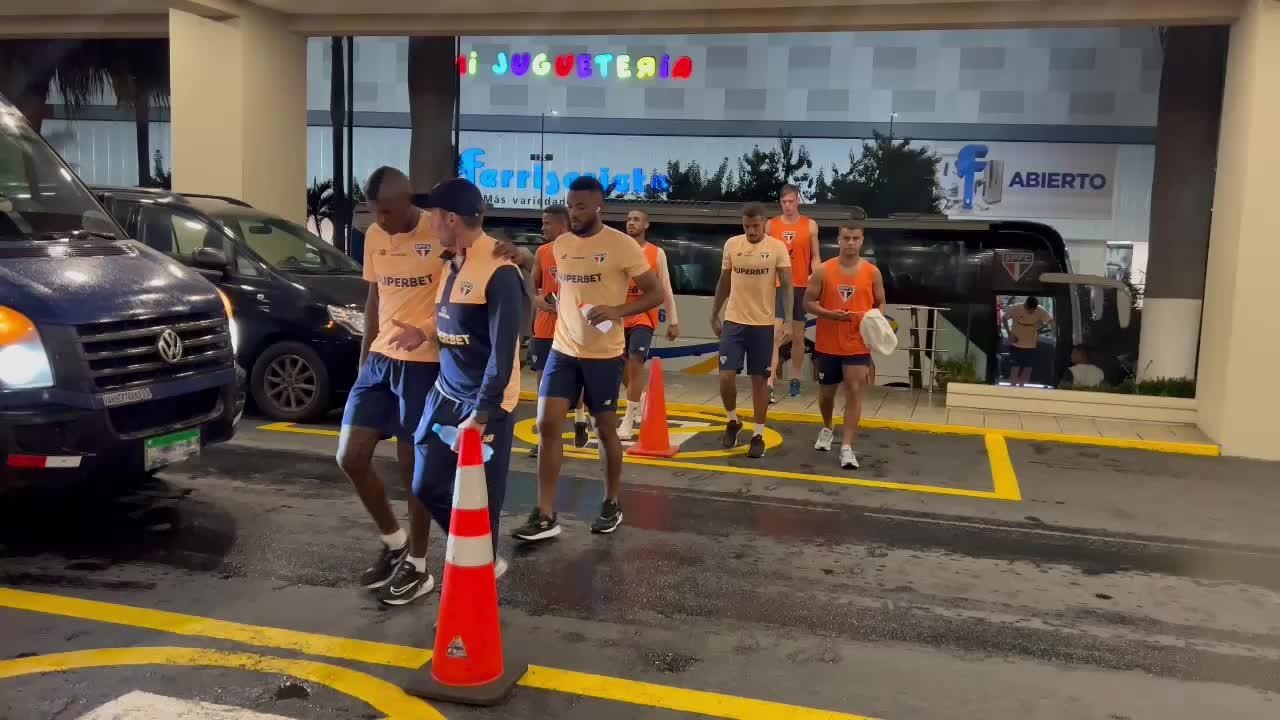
549, 267, 558, 277
438, 306, 451, 319
838, 285, 856, 302
760, 252, 771, 261
593, 252, 607, 264
783, 231, 796, 245
460, 281, 474, 296
414, 243, 431, 257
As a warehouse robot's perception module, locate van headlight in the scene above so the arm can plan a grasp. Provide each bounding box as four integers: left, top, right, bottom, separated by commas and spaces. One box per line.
215, 289, 240, 355
327, 305, 365, 336
0, 306, 54, 390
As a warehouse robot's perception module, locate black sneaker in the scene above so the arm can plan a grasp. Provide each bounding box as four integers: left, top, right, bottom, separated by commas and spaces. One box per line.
529, 443, 539, 459
376, 560, 435, 606
722, 419, 743, 448
574, 421, 590, 448
590, 499, 624, 534
512, 508, 562, 542
747, 434, 766, 458
360, 543, 408, 589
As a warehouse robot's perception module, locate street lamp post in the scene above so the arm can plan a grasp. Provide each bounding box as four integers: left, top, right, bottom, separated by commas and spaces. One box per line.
538, 109, 558, 208
889, 111, 899, 139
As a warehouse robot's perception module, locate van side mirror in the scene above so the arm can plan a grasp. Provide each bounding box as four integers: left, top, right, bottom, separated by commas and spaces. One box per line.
192, 247, 230, 275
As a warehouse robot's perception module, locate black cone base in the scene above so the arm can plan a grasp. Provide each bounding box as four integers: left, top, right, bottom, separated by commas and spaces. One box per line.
405, 659, 527, 707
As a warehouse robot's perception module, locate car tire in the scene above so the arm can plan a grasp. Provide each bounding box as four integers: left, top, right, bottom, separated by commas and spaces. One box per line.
250, 341, 331, 422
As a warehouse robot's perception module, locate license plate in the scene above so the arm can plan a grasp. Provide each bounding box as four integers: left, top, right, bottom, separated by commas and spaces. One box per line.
144, 429, 200, 471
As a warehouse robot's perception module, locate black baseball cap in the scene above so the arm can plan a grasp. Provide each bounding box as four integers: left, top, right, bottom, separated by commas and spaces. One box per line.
426, 177, 485, 217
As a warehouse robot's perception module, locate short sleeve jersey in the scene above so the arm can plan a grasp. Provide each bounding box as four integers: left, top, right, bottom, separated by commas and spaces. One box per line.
551, 225, 651, 359
363, 211, 446, 363
721, 234, 791, 327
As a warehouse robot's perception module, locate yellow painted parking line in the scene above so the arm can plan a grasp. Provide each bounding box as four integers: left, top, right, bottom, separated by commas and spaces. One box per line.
258, 418, 1008, 501
0, 586, 428, 667
984, 434, 1022, 502
0, 647, 442, 720
512, 410, 785, 460
514, 392, 1220, 456
0, 588, 877, 720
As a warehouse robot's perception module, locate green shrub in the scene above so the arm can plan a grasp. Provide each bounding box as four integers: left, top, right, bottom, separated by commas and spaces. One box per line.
1090, 377, 1196, 398
935, 356, 979, 390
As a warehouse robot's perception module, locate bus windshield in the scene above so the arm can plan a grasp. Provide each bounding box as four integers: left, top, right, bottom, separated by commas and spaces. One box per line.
0, 99, 119, 241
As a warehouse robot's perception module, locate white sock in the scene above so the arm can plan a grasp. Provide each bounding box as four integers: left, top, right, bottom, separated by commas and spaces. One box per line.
726, 410, 739, 423
635, 394, 646, 418
754, 423, 766, 436
841, 444, 853, 451
407, 555, 426, 573
575, 407, 586, 423
381, 528, 407, 550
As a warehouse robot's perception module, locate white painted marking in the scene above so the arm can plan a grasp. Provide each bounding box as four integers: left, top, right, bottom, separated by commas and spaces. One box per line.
78, 691, 294, 719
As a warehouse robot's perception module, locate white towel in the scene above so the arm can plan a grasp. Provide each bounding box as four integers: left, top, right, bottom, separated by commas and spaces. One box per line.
860, 308, 898, 356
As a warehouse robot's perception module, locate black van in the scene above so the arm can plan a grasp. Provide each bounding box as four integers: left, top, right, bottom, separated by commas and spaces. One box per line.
93, 188, 366, 421
2, 96, 242, 488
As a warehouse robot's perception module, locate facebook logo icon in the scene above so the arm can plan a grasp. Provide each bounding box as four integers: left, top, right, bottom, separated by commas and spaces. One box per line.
955, 144, 989, 210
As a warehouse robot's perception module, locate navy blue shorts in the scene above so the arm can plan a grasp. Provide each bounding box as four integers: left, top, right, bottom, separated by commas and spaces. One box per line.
624, 326, 654, 359
1009, 345, 1037, 367
341, 353, 438, 442
719, 321, 774, 377
775, 286, 808, 322
412, 389, 512, 554
540, 349, 625, 414
816, 353, 873, 385
528, 338, 553, 373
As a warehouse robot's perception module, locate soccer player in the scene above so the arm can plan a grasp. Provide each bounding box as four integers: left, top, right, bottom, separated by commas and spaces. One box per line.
618, 208, 680, 440
513, 177, 664, 542
805, 215, 885, 469
711, 203, 793, 459
334, 167, 442, 606
529, 205, 581, 458
768, 184, 821, 400
386, 178, 524, 582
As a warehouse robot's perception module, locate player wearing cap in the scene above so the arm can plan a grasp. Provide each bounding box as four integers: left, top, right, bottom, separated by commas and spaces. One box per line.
618, 208, 679, 440
343, 168, 529, 607
513, 176, 665, 542
387, 178, 524, 581
804, 214, 885, 469
711, 202, 793, 459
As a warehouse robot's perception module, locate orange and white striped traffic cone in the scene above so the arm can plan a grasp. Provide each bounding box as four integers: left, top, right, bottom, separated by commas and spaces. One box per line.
406, 427, 525, 706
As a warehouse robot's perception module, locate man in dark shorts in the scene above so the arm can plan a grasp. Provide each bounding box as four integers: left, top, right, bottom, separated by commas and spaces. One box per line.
513, 176, 664, 542
805, 215, 886, 469
711, 203, 793, 459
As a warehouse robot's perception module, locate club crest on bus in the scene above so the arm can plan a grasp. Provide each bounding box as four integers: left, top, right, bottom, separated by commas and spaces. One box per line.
1000, 252, 1035, 282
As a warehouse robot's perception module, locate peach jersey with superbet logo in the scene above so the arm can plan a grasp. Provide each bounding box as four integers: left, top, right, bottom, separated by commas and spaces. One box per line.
550, 225, 651, 359
363, 210, 446, 363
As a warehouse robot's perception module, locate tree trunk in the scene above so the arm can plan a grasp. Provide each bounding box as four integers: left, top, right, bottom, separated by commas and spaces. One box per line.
329, 38, 347, 248
408, 37, 458, 193
134, 96, 150, 186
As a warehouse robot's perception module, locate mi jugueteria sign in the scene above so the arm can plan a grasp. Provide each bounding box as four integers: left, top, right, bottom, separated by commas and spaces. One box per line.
459, 148, 672, 198
458, 50, 694, 81
955, 143, 1108, 210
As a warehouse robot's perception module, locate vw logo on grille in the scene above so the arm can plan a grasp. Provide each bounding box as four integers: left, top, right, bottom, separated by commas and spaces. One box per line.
156, 329, 184, 363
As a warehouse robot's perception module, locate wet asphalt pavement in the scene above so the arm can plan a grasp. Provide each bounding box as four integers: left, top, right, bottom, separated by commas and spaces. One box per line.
2, 410, 1280, 719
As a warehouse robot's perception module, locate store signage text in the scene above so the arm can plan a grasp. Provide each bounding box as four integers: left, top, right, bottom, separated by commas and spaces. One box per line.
459, 147, 671, 202
458, 51, 694, 81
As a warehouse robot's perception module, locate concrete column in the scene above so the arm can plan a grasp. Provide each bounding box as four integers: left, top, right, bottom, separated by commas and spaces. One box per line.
1197, 0, 1280, 460
1138, 26, 1227, 382
169, 6, 307, 223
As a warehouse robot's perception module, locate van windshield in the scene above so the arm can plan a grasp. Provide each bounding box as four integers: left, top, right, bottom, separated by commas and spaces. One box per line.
0, 101, 119, 240
214, 210, 361, 275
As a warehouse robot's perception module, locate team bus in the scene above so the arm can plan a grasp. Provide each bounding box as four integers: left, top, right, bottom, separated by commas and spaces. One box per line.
482, 201, 1134, 388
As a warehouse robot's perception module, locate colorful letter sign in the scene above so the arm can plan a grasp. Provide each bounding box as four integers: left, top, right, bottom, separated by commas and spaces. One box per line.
459, 50, 694, 81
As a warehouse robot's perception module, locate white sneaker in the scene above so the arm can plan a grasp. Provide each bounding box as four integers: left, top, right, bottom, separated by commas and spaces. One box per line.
840, 446, 859, 469
618, 413, 636, 440
495, 557, 508, 580
814, 427, 834, 451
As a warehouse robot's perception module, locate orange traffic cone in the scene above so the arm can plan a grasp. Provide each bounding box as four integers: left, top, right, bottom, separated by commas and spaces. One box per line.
406, 427, 525, 706
627, 358, 678, 457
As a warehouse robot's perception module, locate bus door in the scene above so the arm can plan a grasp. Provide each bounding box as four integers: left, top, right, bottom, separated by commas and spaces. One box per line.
986, 244, 1071, 387
1038, 273, 1136, 387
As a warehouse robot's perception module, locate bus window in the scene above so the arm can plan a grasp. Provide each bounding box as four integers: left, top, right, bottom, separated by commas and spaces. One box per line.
997, 294, 1058, 387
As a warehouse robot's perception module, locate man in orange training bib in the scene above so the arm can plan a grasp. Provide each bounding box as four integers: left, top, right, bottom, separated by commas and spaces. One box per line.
618, 208, 679, 440
804, 213, 885, 470
768, 184, 822, 401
